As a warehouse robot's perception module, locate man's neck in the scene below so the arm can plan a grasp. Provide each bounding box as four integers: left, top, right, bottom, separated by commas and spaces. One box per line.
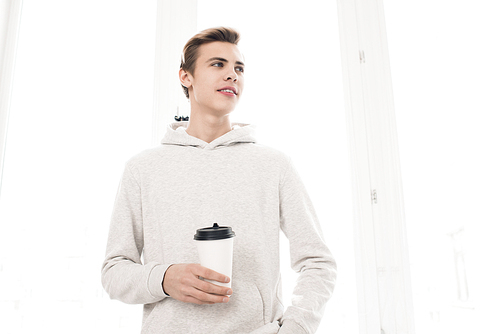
185, 111, 232, 144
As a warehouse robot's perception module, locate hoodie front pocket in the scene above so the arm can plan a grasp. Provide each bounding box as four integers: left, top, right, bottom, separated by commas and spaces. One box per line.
141, 280, 266, 333
230, 280, 266, 331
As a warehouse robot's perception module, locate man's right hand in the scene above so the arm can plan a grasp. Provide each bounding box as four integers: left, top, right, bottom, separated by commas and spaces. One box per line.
162, 264, 232, 305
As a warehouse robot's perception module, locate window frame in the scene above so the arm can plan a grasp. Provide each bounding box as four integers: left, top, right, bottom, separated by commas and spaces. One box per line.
336, 0, 415, 332
0, 0, 23, 197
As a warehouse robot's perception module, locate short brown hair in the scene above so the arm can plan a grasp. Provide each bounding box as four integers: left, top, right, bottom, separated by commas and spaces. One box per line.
180, 27, 240, 99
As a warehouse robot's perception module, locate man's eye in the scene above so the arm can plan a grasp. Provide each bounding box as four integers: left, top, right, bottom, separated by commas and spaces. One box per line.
212, 62, 223, 67
236, 67, 244, 73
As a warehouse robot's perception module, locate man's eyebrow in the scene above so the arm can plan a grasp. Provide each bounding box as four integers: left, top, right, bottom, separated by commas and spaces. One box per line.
206, 57, 245, 66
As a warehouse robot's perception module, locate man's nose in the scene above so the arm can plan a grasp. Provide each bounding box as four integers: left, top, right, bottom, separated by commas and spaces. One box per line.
224, 68, 238, 82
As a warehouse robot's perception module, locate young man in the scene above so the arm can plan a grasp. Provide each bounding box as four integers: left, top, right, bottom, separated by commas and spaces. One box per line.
102, 27, 336, 334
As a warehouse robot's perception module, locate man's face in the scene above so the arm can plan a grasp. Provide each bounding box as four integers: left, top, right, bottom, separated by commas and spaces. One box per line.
180, 41, 245, 116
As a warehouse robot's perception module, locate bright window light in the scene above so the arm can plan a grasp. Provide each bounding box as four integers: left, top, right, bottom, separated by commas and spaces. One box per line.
385, 0, 500, 332
0, 1, 156, 332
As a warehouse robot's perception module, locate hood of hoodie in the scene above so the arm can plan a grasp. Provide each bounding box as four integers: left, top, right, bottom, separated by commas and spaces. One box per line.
161, 121, 257, 150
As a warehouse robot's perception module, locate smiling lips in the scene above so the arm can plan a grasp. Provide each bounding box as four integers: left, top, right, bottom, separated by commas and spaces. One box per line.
217, 86, 237, 96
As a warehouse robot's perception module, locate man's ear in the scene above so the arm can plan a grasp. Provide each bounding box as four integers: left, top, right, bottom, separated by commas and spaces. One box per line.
179, 68, 192, 89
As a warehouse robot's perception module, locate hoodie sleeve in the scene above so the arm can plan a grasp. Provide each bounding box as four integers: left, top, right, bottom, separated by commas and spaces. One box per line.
278, 158, 337, 334
101, 163, 171, 304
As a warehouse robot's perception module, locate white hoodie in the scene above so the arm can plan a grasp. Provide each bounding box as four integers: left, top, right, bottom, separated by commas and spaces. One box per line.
101, 122, 336, 333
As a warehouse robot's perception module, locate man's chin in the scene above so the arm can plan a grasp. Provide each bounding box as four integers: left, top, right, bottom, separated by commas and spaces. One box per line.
212, 105, 238, 117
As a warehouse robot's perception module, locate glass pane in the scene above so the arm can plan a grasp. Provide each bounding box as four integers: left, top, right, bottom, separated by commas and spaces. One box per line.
197, 1, 357, 333
0, 1, 156, 332
384, 1, 500, 332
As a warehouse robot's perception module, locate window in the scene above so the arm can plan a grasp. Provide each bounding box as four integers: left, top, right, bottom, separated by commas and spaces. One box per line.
0, 1, 156, 332
385, 0, 500, 332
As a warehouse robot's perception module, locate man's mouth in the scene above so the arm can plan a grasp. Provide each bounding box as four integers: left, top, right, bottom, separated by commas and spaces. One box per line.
217, 87, 237, 95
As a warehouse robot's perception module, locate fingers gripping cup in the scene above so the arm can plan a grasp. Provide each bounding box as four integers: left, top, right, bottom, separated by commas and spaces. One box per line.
194, 223, 235, 289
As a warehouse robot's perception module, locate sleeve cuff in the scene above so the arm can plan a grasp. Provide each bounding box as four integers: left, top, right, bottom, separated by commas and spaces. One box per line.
279, 320, 307, 334
148, 264, 172, 299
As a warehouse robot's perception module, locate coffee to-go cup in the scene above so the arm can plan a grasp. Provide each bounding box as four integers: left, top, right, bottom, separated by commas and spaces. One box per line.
194, 223, 235, 289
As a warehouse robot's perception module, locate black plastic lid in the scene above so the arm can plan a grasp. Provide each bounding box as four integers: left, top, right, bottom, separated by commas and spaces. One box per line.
194, 223, 235, 241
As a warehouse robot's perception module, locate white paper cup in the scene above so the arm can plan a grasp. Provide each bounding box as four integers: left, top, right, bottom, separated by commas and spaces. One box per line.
194, 223, 235, 289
